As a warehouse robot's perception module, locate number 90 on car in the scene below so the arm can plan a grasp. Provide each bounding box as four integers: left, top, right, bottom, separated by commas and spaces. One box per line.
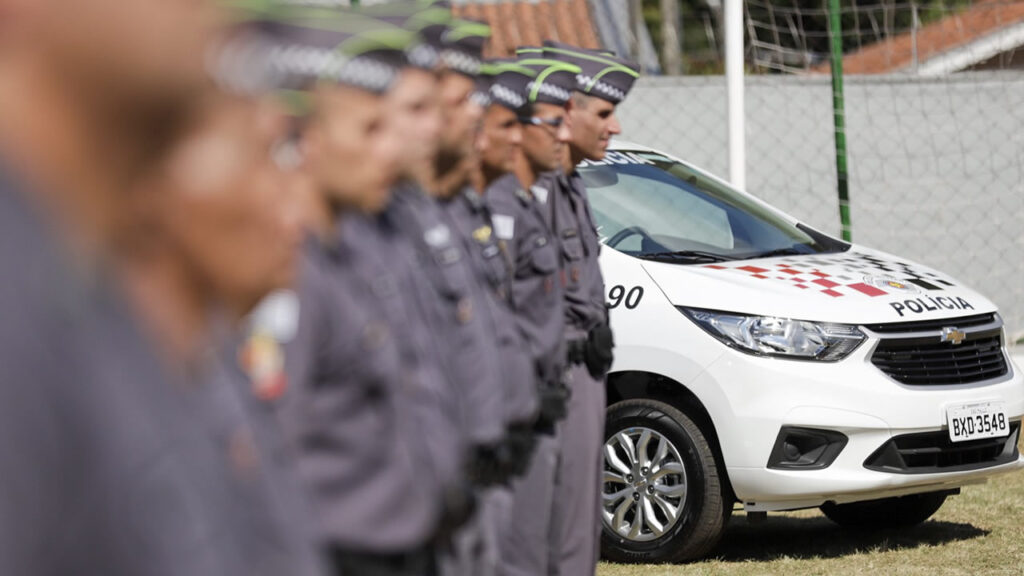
946, 401, 1008, 443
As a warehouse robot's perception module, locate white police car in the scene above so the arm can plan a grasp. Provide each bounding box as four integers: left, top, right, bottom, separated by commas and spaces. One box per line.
589, 142, 1024, 563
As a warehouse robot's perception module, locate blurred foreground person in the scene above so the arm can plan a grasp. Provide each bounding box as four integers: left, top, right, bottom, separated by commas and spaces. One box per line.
0, 1, 324, 575
481, 57, 581, 576
248, 9, 466, 576
127, 84, 325, 575
542, 41, 641, 576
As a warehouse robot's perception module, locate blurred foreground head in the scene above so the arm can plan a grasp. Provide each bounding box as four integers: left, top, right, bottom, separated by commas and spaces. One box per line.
268, 10, 413, 214
361, 0, 451, 189
133, 3, 417, 325
138, 92, 301, 324
0, 0, 229, 260
542, 41, 640, 165
0, 0, 223, 111
434, 15, 491, 189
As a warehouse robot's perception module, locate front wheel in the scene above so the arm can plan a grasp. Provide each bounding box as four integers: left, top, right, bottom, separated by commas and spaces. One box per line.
600, 399, 731, 563
820, 491, 948, 528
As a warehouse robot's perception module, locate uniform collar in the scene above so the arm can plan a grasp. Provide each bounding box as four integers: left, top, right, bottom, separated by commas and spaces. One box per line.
460, 185, 486, 213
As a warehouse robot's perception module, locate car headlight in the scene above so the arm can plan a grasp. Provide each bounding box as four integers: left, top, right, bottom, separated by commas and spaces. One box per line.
679, 307, 865, 361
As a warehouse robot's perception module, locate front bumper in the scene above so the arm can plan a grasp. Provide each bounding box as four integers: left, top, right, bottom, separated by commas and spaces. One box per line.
696, 338, 1024, 511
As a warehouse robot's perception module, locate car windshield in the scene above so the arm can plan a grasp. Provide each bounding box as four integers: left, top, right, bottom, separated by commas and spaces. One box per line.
580, 150, 849, 264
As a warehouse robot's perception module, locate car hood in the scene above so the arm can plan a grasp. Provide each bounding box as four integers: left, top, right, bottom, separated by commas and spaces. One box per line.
641, 246, 997, 325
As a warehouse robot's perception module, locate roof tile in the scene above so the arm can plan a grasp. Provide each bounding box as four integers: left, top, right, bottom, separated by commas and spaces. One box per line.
450, 0, 602, 58
814, 0, 1024, 74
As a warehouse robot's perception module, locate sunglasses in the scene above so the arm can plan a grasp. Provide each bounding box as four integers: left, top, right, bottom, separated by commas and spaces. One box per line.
518, 115, 566, 129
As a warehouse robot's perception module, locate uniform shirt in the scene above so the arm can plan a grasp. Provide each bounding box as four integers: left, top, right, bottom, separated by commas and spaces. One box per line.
0, 166, 325, 576
387, 183, 507, 447
191, 341, 328, 576
538, 170, 608, 338
339, 211, 467, 498
275, 233, 440, 553
484, 173, 566, 387
439, 188, 537, 426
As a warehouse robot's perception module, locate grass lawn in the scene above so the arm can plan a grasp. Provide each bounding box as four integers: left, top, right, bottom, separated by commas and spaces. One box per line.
599, 437, 1024, 576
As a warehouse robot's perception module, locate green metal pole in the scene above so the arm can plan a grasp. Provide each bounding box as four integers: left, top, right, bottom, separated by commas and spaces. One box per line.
828, 0, 852, 242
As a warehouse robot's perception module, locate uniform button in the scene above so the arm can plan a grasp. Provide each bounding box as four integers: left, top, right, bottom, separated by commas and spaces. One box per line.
228, 428, 261, 476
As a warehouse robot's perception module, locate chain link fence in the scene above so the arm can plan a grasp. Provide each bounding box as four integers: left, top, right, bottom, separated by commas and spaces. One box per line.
615, 71, 1024, 341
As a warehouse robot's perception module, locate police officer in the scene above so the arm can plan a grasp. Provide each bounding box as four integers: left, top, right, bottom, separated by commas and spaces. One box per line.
131, 75, 329, 573
541, 41, 642, 576
428, 59, 560, 576
446, 64, 543, 478
477, 57, 586, 576
0, 1, 326, 574
239, 10, 462, 576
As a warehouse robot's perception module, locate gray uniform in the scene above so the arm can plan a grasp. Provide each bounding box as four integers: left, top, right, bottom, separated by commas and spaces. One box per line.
387, 183, 507, 450
440, 187, 537, 429
543, 170, 610, 576
276, 232, 446, 568
340, 211, 472, 522
484, 173, 568, 576
194, 341, 328, 576
388, 184, 512, 576
437, 187, 547, 576
0, 168, 325, 576
485, 174, 566, 398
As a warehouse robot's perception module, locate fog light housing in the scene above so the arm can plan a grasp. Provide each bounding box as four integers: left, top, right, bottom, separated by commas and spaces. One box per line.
767, 426, 848, 470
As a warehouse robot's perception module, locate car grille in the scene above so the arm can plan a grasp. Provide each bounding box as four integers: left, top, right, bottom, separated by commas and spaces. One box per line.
864, 421, 1020, 474
867, 314, 1009, 386
862, 313, 997, 334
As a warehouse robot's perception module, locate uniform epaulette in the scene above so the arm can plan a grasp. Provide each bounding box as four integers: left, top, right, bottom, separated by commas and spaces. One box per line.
462, 187, 486, 213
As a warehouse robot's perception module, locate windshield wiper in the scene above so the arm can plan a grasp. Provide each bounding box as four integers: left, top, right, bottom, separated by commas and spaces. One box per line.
637, 250, 733, 263
743, 247, 809, 260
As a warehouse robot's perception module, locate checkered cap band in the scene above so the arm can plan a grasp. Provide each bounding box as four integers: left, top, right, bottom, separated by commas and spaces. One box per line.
441, 49, 482, 76
541, 41, 639, 103
575, 73, 626, 102
527, 79, 572, 105
489, 82, 526, 110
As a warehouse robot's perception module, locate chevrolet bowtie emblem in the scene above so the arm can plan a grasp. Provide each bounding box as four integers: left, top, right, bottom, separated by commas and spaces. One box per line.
941, 327, 967, 345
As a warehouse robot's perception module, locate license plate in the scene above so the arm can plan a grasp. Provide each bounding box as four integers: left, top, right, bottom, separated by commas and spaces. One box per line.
946, 402, 1009, 443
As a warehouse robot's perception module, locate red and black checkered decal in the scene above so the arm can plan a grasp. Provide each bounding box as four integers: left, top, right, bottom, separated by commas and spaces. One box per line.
701, 253, 956, 299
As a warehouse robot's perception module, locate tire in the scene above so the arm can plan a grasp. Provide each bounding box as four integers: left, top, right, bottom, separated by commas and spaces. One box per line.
820, 491, 948, 528
600, 399, 731, 564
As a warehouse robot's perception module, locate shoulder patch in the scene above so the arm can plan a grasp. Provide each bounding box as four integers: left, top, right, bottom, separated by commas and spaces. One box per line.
492, 214, 515, 240
248, 290, 299, 342
530, 185, 549, 205
424, 224, 451, 247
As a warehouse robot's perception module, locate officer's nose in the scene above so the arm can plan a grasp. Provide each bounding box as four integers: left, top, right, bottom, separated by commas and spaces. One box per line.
556, 119, 571, 143
510, 124, 523, 147
607, 112, 622, 136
